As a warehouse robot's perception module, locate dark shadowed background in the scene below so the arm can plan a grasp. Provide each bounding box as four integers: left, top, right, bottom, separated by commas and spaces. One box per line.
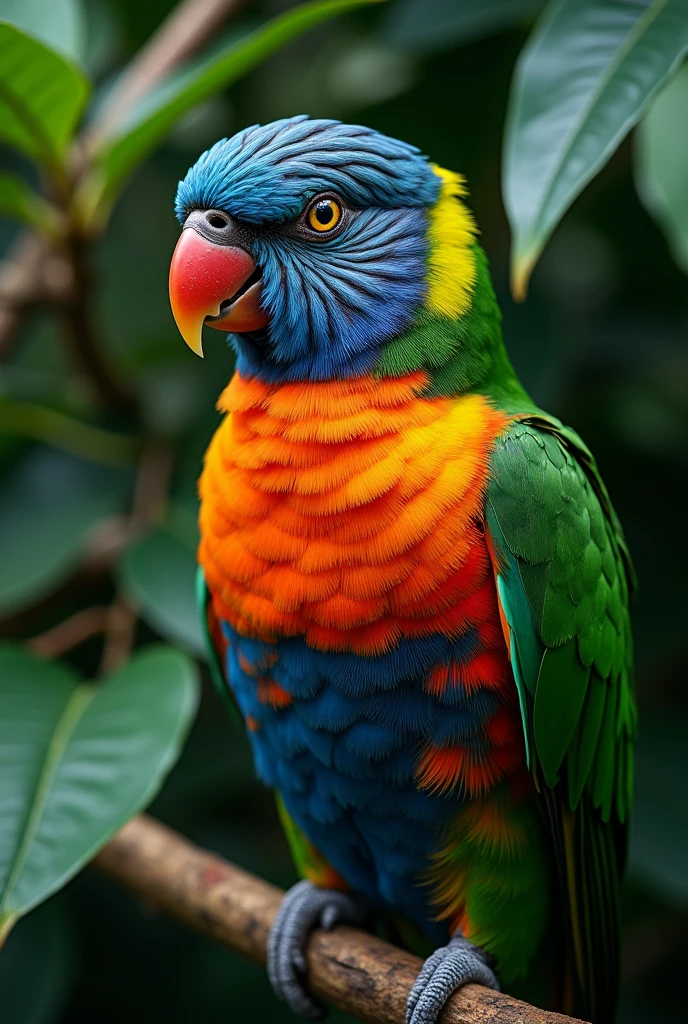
0, 2, 686, 1022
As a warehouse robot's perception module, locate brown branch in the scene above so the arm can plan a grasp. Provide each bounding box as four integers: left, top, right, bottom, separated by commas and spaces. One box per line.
98, 596, 138, 675
94, 815, 588, 1024
0, 0, 246, 365
0, 233, 71, 360
98, 438, 174, 675
85, 0, 246, 149
27, 606, 110, 659
130, 438, 175, 527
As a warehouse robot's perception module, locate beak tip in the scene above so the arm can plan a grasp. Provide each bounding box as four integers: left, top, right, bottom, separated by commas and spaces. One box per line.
170, 304, 205, 357
169, 228, 264, 355
189, 330, 205, 358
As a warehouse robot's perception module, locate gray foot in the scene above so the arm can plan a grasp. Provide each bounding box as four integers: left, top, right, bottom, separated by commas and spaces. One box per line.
267, 879, 369, 1020
406, 935, 499, 1024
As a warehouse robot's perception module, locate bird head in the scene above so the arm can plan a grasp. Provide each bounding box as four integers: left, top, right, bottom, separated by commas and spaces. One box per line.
170, 115, 503, 389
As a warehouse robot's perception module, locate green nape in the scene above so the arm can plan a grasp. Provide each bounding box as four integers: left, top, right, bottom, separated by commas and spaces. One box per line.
376, 243, 532, 411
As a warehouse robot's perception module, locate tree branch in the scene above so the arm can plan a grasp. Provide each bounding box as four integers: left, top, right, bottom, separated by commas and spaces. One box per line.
27, 606, 110, 659
0, 233, 70, 360
0, 0, 247, 362
94, 815, 588, 1024
98, 438, 174, 675
86, 0, 246, 148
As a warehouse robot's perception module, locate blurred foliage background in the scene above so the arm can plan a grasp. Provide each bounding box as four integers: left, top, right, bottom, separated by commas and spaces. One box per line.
0, 1, 687, 1022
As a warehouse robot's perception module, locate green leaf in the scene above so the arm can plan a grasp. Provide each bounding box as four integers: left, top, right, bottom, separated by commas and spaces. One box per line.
0, 173, 62, 236
0, 447, 130, 617
635, 62, 688, 275
383, 0, 544, 55
118, 526, 205, 658
0, 399, 139, 464
504, 0, 688, 299
0, 644, 199, 940
0, 0, 85, 62
0, 22, 89, 169
81, 0, 383, 221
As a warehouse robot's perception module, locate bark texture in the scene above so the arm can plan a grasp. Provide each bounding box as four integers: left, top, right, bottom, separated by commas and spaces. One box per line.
94, 815, 589, 1024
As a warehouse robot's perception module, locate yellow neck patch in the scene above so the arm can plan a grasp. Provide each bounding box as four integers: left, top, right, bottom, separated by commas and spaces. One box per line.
425, 165, 477, 320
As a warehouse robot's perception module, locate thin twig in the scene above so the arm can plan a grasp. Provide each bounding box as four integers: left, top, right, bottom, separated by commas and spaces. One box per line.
95, 816, 588, 1024
0, 234, 65, 360
85, 0, 246, 150
0, 0, 246, 363
27, 607, 110, 659
83, 516, 133, 574
130, 438, 175, 528
0, 234, 49, 305
99, 596, 138, 675
98, 438, 174, 675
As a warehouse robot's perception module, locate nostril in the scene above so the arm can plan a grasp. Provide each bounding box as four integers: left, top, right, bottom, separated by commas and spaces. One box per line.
206, 212, 228, 229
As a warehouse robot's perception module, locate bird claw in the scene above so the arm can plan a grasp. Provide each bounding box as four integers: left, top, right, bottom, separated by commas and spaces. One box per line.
406, 935, 499, 1024
267, 879, 369, 1020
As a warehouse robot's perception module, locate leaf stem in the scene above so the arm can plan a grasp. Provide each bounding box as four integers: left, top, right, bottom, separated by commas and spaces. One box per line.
0, 912, 17, 949
99, 438, 174, 675
99, 596, 138, 676
1, 0, 252, 356
0, 685, 96, 924
0, 399, 139, 466
85, 0, 247, 150
28, 607, 111, 659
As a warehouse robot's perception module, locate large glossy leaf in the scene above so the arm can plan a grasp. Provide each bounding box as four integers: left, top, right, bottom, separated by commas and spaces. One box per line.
504, 0, 688, 299
82, 0, 382, 219
0, 22, 89, 168
635, 62, 688, 275
384, 0, 544, 54
0, 447, 130, 617
0, 644, 199, 941
0, 173, 62, 236
0, 0, 85, 62
118, 526, 205, 658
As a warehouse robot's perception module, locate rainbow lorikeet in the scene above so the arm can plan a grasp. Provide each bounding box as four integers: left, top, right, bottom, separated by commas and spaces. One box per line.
168, 116, 636, 1024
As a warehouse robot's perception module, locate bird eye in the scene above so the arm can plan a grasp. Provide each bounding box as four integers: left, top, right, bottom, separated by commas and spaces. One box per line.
306, 197, 342, 233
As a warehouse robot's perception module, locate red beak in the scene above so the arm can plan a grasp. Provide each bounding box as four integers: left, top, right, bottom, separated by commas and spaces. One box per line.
169, 226, 269, 357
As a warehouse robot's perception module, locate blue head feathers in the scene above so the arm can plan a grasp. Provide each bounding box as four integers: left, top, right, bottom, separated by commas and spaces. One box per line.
175, 116, 443, 381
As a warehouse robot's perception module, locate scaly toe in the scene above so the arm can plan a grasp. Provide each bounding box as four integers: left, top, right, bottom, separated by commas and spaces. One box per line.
267, 880, 368, 1020
406, 936, 499, 1024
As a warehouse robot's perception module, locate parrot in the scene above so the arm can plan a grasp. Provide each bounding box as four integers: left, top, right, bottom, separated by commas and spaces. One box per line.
168, 116, 636, 1024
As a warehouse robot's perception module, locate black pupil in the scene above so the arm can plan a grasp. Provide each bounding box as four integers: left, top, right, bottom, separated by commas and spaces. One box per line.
315, 201, 334, 225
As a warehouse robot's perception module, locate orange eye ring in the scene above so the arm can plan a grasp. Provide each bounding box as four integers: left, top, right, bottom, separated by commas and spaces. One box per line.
307, 197, 342, 233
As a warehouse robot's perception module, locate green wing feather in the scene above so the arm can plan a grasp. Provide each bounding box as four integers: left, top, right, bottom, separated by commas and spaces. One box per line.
196, 566, 241, 724
486, 415, 636, 1023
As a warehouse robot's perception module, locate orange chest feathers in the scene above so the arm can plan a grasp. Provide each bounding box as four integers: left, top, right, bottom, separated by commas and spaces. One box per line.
198, 371, 508, 656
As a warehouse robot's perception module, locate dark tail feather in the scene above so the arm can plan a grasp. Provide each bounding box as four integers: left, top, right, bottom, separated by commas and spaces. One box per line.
541, 788, 624, 1023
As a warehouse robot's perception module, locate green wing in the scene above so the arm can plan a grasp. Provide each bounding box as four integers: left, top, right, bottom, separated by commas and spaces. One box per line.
197, 566, 241, 724
486, 416, 636, 1023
